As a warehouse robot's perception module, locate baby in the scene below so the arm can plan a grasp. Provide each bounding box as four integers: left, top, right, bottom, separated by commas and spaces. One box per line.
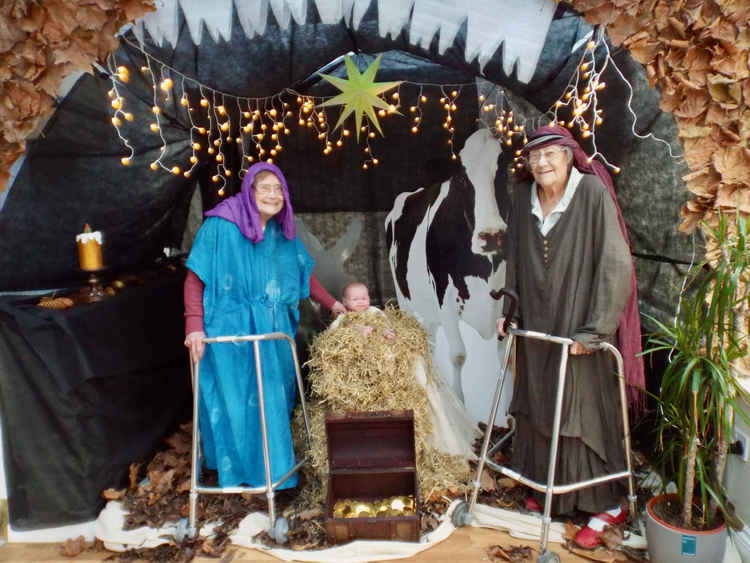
330, 282, 394, 339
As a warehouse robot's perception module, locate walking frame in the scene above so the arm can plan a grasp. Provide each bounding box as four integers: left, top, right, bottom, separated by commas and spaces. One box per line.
452, 289, 636, 563
182, 332, 312, 543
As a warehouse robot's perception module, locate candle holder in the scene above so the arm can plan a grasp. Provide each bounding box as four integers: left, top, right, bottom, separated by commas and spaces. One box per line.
78, 267, 107, 303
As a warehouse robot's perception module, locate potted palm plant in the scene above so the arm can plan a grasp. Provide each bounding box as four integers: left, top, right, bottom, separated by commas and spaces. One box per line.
644, 212, 750, 563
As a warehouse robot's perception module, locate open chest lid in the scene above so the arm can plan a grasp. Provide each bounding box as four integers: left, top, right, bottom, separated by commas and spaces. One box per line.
325, 410, 416, 471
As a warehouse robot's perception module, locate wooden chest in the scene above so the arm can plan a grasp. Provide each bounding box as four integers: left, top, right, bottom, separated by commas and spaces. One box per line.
325, 410, 420, 543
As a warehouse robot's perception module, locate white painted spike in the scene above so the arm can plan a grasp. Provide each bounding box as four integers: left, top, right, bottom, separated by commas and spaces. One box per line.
349, 0, 372, 30
341, 0, 355, 26
410, 0, 464, 54
136, 0, 179, 46
235, 0, 269, 38
179, 0, 234, 44
314, 0, 344, 24
268, 0, 291, 28
377, 0, 414, 40
133, 19, 145, 45
497, 0, 555, 81
466, 0, 555, 82
286, 0, 309, 25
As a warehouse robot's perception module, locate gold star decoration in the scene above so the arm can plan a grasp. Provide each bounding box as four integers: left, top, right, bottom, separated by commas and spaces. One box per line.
318, 54, 402, 141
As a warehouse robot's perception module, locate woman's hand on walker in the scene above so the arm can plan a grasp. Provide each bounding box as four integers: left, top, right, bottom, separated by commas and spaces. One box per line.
496, 316, 516, 338
569, 341, 593, 355
330, 301, 347, 317
185, 331, 206, 363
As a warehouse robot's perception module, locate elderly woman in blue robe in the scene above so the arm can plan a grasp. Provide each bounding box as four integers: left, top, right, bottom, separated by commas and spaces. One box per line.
183, 162, 344, 488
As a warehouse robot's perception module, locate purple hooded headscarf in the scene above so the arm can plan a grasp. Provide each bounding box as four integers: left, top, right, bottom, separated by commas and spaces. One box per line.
204, 162, 296, 243
522, 124, 646, 414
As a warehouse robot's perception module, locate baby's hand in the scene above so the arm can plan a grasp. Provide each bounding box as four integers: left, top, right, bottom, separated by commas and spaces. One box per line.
360, 325, 374, 336
384, 328, 395, 340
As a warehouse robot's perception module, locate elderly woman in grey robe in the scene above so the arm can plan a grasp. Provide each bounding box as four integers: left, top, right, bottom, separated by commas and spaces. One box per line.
498, 124, 644, 549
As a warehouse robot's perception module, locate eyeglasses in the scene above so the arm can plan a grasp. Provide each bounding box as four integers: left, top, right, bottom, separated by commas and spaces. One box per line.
254, 183, 283, 196
527, 147, 566, 165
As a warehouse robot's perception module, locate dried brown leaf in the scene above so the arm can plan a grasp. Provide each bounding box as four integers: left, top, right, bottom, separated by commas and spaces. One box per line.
715, 184, 738, 208
658, 90, 681, 113
565, 543, 618, 562
684, 136, 720, 171
678, 206, 703, 233
739, 111, 750, 141
667, 16, 686, 38
78, 6, 109, 30
128, 462, 141, 490
0, 15, 27, 52
599, 525, 624, 550
35, 62, 74, 97
17, 4, 46, 33
480, 468, 496, 491
734, 186, 750, 214
60, 535, 87, 557
53, 34, 99, 70
101, 488, 125, 501
607, 12, 641, 46
496, 477, 518, 489
713, 146, 750, 184
683, 46, 712, 72
563, 521, 579, 541
582, 3, 621, 26
665, 38, 690, 49
625, 36, 661, 64
165, 427, 192, 454
297, 507, 324, 520
678, 120, 712, 139
673, 90, 709, 118
120, 0, 157, 22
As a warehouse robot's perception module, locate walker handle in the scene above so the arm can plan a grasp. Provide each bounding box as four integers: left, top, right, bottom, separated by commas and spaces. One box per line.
490, 288, 519, 341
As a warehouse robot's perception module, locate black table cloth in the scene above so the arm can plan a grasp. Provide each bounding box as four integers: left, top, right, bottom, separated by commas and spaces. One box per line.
0, 267, 191, 530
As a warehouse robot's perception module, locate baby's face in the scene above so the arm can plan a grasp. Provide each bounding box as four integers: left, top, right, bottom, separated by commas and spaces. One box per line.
343, 287, 370, 312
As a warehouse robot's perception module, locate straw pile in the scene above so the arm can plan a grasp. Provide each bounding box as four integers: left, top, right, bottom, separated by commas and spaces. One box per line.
292, 306, 472, 507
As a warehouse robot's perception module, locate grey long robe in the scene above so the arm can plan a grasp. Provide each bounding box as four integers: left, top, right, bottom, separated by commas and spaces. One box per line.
505, 172, 632, 514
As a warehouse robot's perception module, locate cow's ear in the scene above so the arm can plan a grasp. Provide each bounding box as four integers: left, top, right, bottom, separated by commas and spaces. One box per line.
425, 157, 460, 185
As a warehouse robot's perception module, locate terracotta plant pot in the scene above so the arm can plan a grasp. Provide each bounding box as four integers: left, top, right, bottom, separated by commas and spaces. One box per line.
646, 494, 727, 563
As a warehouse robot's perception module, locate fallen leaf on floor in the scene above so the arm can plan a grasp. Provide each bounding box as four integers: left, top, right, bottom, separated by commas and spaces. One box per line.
480, 468, 496, 491
599, 525, 624, 550
564, 520, 579, 541
487, 543, 533, 562
565, 542, 618, 562
297, 507, 323, 520
496, 477, 518, 489
60, 535, 86, 557
101, 488, 124, 500
619, 545, 649, 562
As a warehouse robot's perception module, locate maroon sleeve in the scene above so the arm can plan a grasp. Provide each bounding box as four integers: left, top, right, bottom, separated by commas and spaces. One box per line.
184, 269, 205, 336
309, 273, 337, 311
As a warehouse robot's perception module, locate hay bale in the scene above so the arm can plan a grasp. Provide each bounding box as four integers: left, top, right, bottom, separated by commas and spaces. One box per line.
292, 306, 471, 505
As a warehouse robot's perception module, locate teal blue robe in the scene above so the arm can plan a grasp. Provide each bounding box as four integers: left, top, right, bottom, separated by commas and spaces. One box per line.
186, 217, 313, 488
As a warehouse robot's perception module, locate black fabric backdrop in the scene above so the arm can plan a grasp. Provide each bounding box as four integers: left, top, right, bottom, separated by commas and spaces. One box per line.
0, 268, 191, 529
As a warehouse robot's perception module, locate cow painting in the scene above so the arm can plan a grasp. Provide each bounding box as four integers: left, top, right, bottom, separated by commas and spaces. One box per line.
385, 127, 509, 403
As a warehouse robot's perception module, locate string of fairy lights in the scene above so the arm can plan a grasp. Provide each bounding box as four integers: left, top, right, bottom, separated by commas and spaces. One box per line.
106, 28, 679, 196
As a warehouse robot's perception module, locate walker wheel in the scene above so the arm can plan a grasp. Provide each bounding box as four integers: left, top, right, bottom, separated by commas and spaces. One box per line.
451, 501, 472, 527
536, 551, 560, 563
173, 517, 197, 544
271, 516, 289, 543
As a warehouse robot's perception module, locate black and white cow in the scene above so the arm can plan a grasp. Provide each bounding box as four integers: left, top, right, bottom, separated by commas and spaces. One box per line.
385, 127, 509, 402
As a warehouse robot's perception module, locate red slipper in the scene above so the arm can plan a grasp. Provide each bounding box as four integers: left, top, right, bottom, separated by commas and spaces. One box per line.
573, 510, 626, 549
525, 496, 542, 513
